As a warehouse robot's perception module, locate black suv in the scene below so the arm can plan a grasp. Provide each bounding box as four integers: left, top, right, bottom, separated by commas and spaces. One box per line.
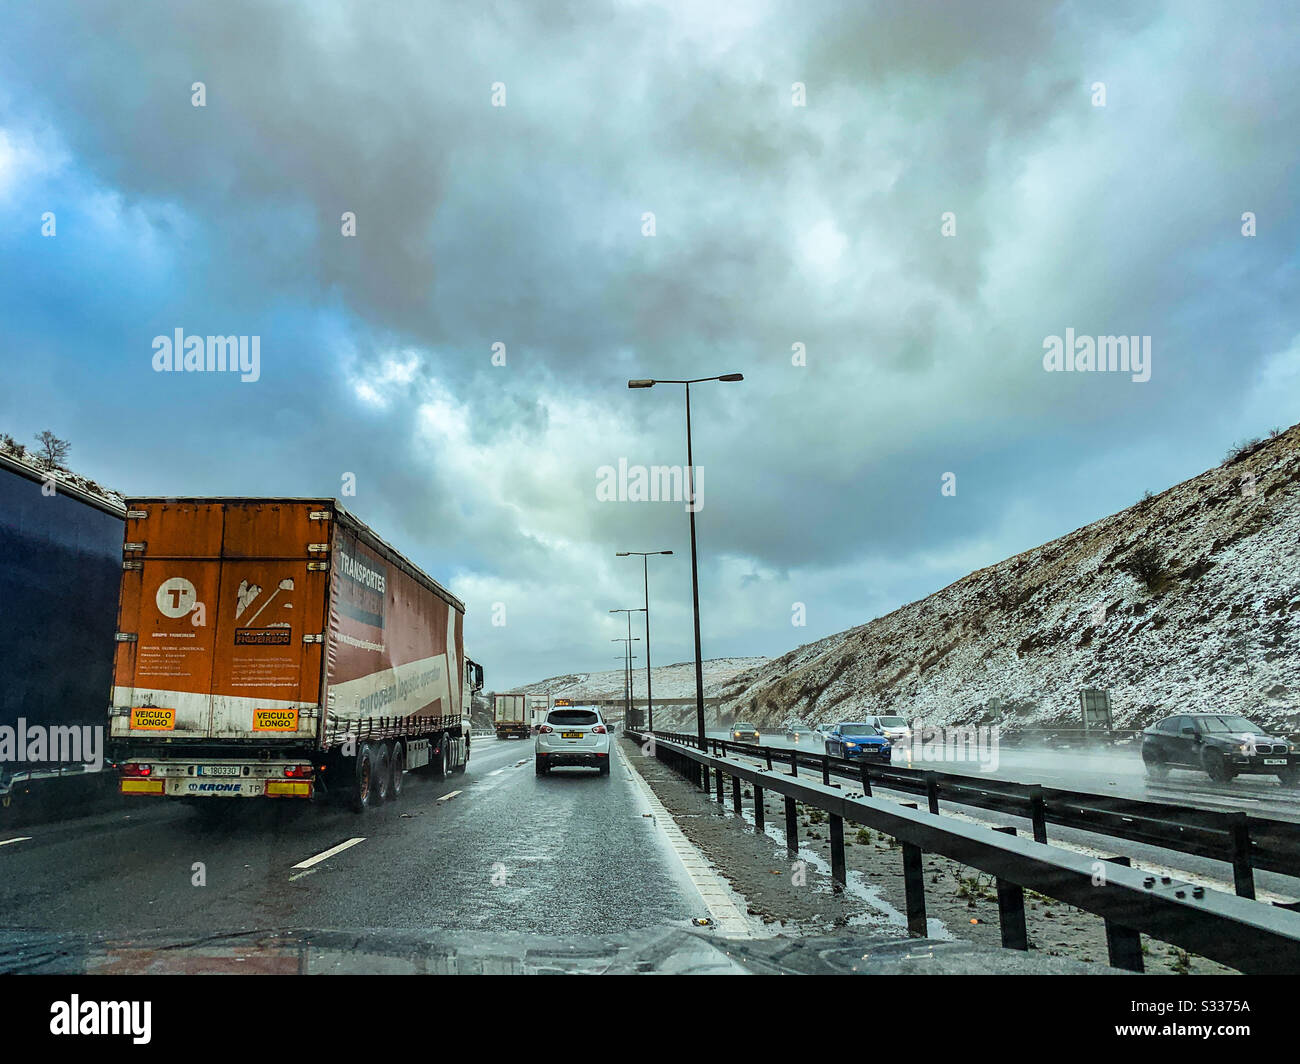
1141, 713, 1298, 785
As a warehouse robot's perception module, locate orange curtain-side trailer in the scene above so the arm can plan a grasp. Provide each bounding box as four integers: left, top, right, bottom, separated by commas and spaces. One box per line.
109, 499, 474, 811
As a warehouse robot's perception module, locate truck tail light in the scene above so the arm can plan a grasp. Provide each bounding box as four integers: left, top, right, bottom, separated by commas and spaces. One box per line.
121, 763, 152, 777
592, 725, 607, 734
284, 765, 312, 778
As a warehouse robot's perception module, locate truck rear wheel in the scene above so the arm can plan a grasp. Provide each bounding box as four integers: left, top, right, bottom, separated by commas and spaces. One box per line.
373, 742, 392, 802
452, 737, 468, 774
352, 743, 375, 812
389, 742, 405, 799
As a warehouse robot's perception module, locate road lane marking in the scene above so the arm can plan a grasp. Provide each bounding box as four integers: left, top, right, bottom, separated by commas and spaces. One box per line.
438, 790, 462, 802
0, 837, 32, 847
292, 836, 366, 870
620, 746, 755, 939
488, 769, 504, 777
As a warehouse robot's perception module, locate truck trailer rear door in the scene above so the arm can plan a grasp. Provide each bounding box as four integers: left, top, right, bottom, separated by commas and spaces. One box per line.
110, 501, 326, 742
205, 502, 326, 740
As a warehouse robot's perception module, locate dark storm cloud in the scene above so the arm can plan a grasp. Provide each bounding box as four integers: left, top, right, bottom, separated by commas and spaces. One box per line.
1, 0, 1298, 685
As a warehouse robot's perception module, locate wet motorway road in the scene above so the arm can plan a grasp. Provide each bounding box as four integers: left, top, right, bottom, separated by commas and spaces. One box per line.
0, 737, 708, 937
707, 730, 1300, 821
700, 730, 1300, 898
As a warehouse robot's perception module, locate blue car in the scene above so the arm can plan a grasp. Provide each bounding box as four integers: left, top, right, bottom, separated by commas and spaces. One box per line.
825, 722, 892, 762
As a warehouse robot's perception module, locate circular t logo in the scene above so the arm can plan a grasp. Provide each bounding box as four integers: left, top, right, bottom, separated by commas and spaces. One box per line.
156, 577, 198, 618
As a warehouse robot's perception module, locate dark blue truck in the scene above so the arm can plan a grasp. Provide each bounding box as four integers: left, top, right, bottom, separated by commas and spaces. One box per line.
0, 450, 124, 810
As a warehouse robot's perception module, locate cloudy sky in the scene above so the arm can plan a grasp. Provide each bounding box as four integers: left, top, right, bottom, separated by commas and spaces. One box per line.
1, 0, 1297, 688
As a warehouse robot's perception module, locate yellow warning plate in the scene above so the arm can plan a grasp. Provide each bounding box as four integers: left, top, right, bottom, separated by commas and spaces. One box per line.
130, 707, 175, 730
252, 708, 299, 732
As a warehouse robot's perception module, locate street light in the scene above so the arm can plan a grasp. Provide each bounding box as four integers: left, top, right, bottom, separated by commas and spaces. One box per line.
613, 654, 638, 727
627, 373, 743, 750
610, 609, 645, 728
617, 550, 672, 733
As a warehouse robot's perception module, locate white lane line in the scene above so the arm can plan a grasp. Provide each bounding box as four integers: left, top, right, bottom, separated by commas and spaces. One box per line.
438, 790, 462, 802
292, 836, 366, 870
621, 746, 756, 939
487, 769, 505, 777
0, 837, 32, 848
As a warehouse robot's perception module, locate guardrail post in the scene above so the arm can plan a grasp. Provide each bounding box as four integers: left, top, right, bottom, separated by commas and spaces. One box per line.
715, 767, 724, 803
1102, 856, 1144, 972
822, 756, 831, 785
790, 750, 799, 778
993, 826, 1028, 950
1029, 785, 1048, 844
785, 796, 799, 857
753, 784, 765, 831
732, 775, 742, 815
830, 814, 846, 890
925, 772, 939, 814
764, 747, 772, 771
1229, 813, 1256, 900
902, 842, 926, 936
859, 764, 872, 798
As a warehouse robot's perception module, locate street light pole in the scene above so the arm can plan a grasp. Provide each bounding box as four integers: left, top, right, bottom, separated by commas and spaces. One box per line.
685, 382, 704, 750
613, 653, 638, 726
610, 609, 644, 727
628, 373, 743, 750
616, 550, 672, 732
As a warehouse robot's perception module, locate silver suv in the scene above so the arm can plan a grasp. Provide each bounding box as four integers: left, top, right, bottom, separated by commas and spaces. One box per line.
536, 707, 611, 776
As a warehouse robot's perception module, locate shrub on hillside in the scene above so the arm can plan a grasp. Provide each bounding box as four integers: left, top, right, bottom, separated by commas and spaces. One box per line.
1224, 437, 1266, 464
1123, 544, 1167, 592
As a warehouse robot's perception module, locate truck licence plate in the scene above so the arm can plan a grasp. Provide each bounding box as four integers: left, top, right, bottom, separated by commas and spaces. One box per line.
197, 765, 241, 777
562, 732, 583, 739
1264, 758, 1287, 765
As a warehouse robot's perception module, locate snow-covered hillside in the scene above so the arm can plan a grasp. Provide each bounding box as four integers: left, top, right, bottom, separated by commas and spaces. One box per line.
512, 657, 768, 704
720, 425, 1300, 733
